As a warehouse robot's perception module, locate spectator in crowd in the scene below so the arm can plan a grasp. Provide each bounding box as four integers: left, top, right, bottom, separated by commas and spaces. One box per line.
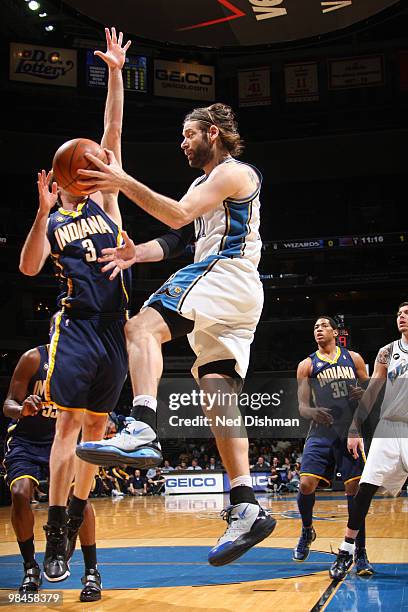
271, 457, 280, 469
90, 470, 108, 498
267, 467, 282, 494
283, 457, 291, 471
146, 466, 157, 481
147, 468, 166, 496
287, 463, 301, 492
161, 460, 174, 473
200, 453, 210, 468
205, 457, 221, 471
175, 461, 188, 471
187, 459, 202, 471
178, 452, 189, 465
128, 469, 147, 496
103, 468, 124, 497
251, 456, 270, 472
110, 466, 131, 493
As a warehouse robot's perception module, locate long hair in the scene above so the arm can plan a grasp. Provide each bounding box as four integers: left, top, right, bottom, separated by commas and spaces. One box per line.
184, 102, 244, 157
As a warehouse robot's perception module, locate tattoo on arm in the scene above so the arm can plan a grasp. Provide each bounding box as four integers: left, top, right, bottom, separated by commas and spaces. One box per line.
247, 169, 259, 188
376, 343, 392, 366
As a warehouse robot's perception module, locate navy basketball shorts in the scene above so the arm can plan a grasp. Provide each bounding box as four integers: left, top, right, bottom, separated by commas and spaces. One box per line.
4, 437, 51, 489
300, 434, 366, 486
46, 312, 128, 415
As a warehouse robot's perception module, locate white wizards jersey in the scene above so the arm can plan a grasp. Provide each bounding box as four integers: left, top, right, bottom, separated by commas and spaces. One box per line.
381, 339, 408, 423
190, 159, 262, 267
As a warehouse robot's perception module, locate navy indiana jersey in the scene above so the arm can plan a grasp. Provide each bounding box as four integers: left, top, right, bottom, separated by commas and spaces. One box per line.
309, 346, 358, 436
47, 198, 131, 316
7, 345, 57, 445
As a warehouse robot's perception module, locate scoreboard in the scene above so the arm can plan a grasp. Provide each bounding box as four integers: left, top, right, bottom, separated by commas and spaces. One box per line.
86, 51, 147, 93
268, 232, 407, 253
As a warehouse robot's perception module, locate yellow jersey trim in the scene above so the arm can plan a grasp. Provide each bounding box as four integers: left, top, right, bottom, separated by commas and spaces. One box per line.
55, 402, 108, 417
316, 346, 341, 365
117, 231, 129, 305
58, 201, 87, 218
300, 472, 331, 486
10, 474, 40, 490
45, 310, 63, 402
344, 476, 362, 485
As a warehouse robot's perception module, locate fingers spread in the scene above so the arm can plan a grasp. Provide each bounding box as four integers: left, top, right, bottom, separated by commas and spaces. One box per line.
109, 267, 121, 280
101, 260, 117, 273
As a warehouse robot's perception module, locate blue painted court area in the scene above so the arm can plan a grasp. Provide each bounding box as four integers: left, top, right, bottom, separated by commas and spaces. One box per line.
326, 564, 408, 611
0, 546, 331, 590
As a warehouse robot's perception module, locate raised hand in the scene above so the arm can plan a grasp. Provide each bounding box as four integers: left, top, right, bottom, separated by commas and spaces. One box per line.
94, 27, 131, 71
37, 170, 58, 213
98, 230, 137, 279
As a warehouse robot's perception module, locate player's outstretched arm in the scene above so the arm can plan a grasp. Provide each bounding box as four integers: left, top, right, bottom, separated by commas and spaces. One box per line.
99, 223, 194, 279
98, 230, 165, 280
99, 27, 131, 167
93, 27, 131, 227
77, 150, 242, 229
3, 348, 42, 420
19, 170, 55, 276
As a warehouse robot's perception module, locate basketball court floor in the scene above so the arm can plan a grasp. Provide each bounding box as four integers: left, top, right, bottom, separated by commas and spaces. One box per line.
0, 490, 407, 611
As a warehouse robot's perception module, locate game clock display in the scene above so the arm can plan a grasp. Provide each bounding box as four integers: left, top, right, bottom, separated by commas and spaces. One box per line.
86, 50, 147, 92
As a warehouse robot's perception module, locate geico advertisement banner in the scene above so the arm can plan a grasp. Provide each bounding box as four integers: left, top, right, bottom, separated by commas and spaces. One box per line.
154, 60, 215, 101
10, 43, 77, 87
224, 472, 270, 492
164, 472, 223, 494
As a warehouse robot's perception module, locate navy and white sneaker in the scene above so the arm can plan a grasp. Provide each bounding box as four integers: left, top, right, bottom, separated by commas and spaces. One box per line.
292, 526, 316, 562
76, 418, 163, 468
354, 548, 374, 576
208, 503, 276, 567
329, 548, 354, 581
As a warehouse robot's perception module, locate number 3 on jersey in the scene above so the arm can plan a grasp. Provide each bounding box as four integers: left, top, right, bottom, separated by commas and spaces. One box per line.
82, 238, 97, 262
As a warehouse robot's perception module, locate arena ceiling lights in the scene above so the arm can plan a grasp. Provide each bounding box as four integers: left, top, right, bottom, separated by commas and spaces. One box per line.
63, 0, 400, 47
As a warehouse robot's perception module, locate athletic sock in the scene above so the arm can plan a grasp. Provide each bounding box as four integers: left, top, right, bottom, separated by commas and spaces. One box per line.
81, 544, 97, 572
132, 395, 157, 411
67, 495, 87, 519
340, 539, 355, 554
230, 485, 257, 506
129, 404, 157, 432
297, 491, 315, 528
47, 505, 66, 527
18, 536, 35, 566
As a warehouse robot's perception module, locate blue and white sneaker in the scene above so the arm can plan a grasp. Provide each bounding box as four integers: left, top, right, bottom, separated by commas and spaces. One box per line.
208, 503, 276, 567
76, 418, 163, 468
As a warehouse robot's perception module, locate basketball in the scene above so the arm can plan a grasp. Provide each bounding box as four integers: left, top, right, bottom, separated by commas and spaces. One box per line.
52, 138, 108, 196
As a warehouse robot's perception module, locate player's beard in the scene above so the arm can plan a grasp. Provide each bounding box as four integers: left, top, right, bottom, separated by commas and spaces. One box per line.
189, 132, 214, 169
